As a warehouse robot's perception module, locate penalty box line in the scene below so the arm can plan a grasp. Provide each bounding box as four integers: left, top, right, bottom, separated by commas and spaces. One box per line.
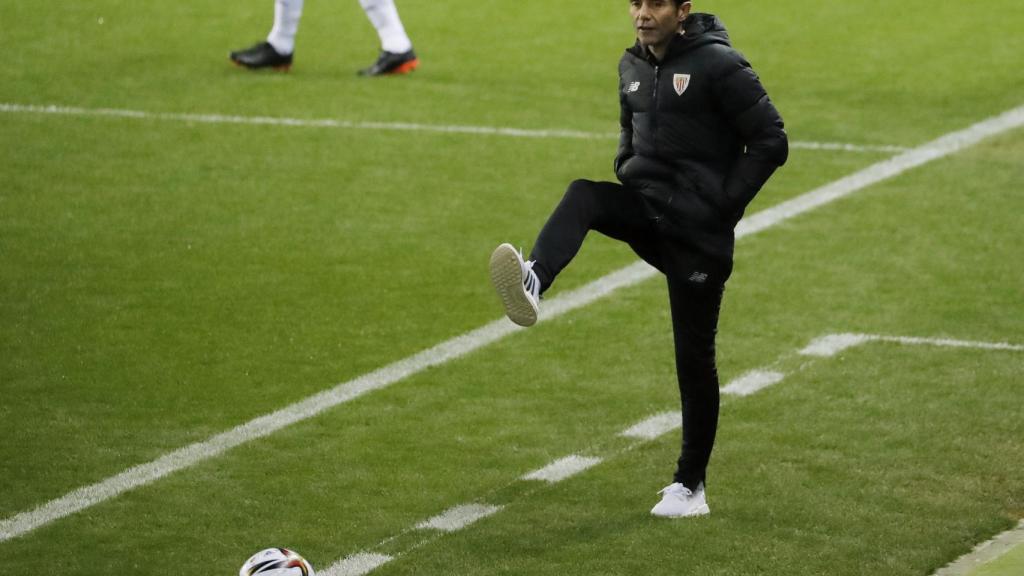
1, 104, 1023, 543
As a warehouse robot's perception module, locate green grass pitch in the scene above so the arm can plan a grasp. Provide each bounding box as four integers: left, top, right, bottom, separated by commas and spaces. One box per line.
1, 0, 1022, 574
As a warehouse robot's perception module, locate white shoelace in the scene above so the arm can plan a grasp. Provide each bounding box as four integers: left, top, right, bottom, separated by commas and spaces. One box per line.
659, 483, 693, 499
519, 248, 540, 301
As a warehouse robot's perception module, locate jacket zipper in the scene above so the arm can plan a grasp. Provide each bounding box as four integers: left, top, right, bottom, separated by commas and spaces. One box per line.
652, 64, 660, 142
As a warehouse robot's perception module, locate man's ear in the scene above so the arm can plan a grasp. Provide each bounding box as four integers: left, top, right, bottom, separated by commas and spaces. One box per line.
679, 2, 693, 23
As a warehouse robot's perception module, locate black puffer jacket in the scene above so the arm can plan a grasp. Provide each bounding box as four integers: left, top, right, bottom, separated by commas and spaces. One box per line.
616, 13, 788, 262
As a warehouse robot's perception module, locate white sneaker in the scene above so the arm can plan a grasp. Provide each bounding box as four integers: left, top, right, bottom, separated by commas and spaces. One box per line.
489, 243, 541, 327
650, 482, 710, 518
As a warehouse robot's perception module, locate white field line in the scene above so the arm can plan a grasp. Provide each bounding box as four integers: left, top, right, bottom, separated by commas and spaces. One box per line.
721, 370, 786, 397
1, 104, 1022, 544
800, 333, 1024, 357
735, 104, 1024, 238
931, 520, 1024, 576
619, 412, 681, 440
0, 102, 903, 153
414, 504, 503, 532
875, 335, 1024, 352
799, 333, 876, 357
321, 552, 394, 576
731, 333, 1024, 398
789, 140, 909, 154
521, 455, 603, 484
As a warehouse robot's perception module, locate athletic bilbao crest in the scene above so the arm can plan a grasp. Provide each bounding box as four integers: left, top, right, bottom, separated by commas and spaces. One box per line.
673, 73, 691, 96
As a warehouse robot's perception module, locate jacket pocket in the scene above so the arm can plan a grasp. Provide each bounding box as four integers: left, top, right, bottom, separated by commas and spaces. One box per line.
634, 179, 721, 232
617, 155, 676, 183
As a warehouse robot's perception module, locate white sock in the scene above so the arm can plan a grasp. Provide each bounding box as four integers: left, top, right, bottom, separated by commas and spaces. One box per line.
359, 0, 413, 53
266, 0, 304, 55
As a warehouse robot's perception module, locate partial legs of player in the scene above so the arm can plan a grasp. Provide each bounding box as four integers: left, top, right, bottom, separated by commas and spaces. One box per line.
229, 0, 419, 75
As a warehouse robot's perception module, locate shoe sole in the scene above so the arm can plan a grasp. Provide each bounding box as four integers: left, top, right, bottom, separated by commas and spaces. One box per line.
489, 243, 538, 327
386, 58, 419, 75
230, 59, 291, 72
650, 504, 710, 518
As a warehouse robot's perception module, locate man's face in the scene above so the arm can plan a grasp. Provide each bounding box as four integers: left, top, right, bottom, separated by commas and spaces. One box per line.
630, 0, 690, 50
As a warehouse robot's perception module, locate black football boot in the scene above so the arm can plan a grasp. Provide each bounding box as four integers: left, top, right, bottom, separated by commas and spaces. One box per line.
357, 49, 419, 76
229, 41, 293, 71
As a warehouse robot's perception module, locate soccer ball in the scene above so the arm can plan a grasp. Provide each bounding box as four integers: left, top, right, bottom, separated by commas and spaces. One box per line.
239, 548, 315, 576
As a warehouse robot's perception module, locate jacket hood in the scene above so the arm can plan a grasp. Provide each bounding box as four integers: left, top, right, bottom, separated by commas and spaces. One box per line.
627, 13, 732, 61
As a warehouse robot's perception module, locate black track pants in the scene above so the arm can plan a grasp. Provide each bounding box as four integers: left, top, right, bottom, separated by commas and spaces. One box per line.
529, 179, 730, 490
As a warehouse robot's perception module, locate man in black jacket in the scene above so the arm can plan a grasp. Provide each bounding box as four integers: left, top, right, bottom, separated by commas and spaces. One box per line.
490, 0, 787, 517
